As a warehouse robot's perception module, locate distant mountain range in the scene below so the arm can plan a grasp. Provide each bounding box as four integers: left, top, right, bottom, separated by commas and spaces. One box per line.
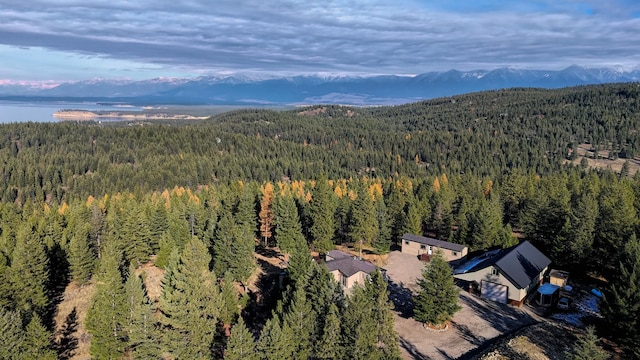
2, 65, 639, 105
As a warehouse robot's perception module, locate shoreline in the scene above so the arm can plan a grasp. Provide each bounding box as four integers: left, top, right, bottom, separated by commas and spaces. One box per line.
53, 110, 209, 121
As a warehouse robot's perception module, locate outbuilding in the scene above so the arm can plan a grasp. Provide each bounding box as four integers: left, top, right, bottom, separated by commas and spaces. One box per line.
453, 241, 551, 306
401, 233, 468, 262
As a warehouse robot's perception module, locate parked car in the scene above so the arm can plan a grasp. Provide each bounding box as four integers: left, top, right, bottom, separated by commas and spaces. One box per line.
557, 297, 571, 310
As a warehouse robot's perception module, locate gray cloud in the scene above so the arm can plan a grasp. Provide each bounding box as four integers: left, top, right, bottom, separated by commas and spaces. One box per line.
1, 0, 639, 77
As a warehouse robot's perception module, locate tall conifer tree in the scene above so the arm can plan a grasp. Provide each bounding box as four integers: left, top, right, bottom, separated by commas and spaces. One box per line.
414, 251, 461, 327
125, 266, 160, 359
225, 317, 258, 360
10, 223, 50, 320
85, 242, 128, 360
160, 236, 222, 359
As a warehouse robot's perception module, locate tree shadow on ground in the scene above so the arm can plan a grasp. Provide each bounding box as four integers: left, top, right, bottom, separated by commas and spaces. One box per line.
55, 307, 78, 360
436, 347, 454, 359
450, 319, 486, 346
255, 245, 284, 260
244, 256, 284, 336
387, 279, 415, 318
400, 336, 431, 360
458, 293, 536, 334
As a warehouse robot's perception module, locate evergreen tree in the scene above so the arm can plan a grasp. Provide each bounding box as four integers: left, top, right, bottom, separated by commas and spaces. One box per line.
18, 313, 57, 360
220, 272, 242, 337
85, 242, 128, 360
414, 251, 461, 326
274, 193, 305, 253
0, 253, 13, 309
364, 269, 401, 359
225, 317, 258, 360
373, 194, 392, 254
601, 233, 640, 355
0, 308, 24, 359
349, 182, 379, 254
565, 326, 609, 360
310, 177, 336, 253
287, 235, 312, 284
343, 285, 380, 360
148, 203, 169, 253
160, 236, 222, 359
316, 303, 343, 360
121, 202, 153, 265
401, 197, 422, 236
68, 223, 95, 285
9, 223, 50, 320
257, 314, 295, 360
125, 265, 160, 359
214, 212, 239, 278
595, 178, 638, 277
282, 285, 315, 360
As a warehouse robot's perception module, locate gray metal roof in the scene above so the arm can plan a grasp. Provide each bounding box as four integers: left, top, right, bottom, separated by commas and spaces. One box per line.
495, 241, 551, 289
325, 256, 377, 278
454, 241, 551, 290
402, 233, 467, 252
326, 249, 351, 261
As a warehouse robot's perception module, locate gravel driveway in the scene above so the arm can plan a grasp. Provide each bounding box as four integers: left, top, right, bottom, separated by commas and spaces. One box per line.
383, 251, 539, 360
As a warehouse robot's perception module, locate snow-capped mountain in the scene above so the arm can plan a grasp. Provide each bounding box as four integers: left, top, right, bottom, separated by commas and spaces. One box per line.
2, 66, 639, 105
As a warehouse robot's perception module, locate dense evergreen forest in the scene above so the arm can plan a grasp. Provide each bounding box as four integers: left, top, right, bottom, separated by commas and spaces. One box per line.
1, 83, 640, 359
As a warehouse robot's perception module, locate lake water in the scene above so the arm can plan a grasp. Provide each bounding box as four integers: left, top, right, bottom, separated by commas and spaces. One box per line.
0, 101, 142, 123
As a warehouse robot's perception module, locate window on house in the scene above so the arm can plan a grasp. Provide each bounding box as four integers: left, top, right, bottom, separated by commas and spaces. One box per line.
452, 251, 458, 256
404, 241, 410, 245
341, 274, 347, 287
420, 245, 426, 250
491, 268, 499, 276
429, 246, 433, 252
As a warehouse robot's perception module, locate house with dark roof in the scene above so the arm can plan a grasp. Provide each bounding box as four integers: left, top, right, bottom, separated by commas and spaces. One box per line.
453, 241, 551, 306
401, 233, 468, 262
324, 250, 377, 292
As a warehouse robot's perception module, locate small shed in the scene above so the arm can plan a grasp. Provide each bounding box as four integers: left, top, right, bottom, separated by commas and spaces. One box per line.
549, 270, 570, 287
537, 283, 560, 307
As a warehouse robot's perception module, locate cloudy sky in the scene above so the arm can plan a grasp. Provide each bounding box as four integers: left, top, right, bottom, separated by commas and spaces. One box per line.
1, 0, 639, 83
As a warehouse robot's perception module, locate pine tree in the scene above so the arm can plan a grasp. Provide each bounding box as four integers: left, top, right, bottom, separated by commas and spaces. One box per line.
401, 197, 422, 236
316, 303, 343, 360
68, 223, 95, 285
9, 223, 50, 320
220, 272, 242, 337
214, 212, 239, 278
364, 269, 401, 359
595, 178, 638, 277
282, 285, 315, 360
373, 195, 392, 254
601, 233, 640, 354
287, 235, 312, 284
343, 285, 379, 360
257, 314, 295, 360
274, 193, 305, 253
85, 242, 128, 360
0, 252, 13, 309
125, 265, 160, 359
565, 326, 609, 360
121, 202, 152, 265
19, 313, 57, 360
0, 308, 24, 359
148, 204, 169, 253
225, 317, 258, 360
414, 251, 461, 327
232, 202, 256, 287
310, 177, 336, 253
160, 236, 222, 359
349, 182, 379, 254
